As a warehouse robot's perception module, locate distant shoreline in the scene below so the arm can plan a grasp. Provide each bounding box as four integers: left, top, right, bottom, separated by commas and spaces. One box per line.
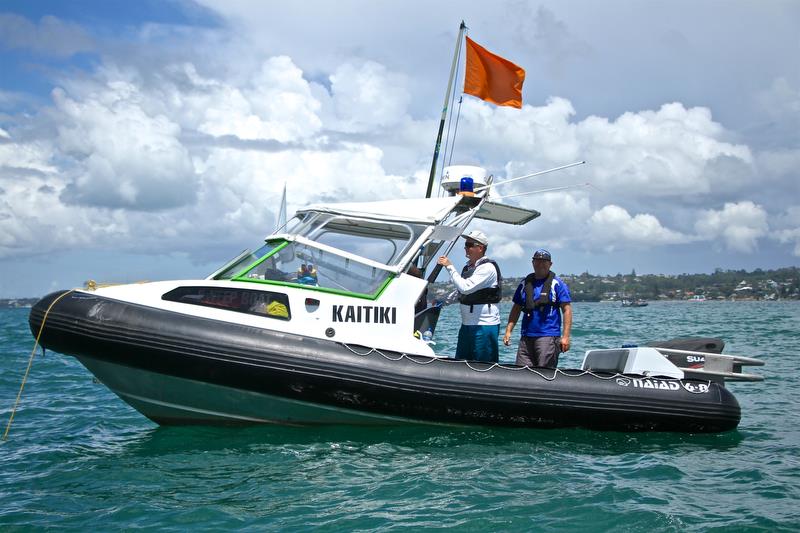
3, 296, 790, 307
3, 266, 798, 304
3, 298, 798, 310
434, 266, 800, 302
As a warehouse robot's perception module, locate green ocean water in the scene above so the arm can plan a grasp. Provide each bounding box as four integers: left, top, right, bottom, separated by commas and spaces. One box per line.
1, 301, 799, 531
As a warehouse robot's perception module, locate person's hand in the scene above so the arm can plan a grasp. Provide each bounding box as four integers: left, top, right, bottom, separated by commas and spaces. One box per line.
437, 256, 452, 267
502, 331, 511, 346
560, 336, 570, 352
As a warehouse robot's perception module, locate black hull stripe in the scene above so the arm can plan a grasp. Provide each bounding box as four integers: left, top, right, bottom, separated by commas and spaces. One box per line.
29, 291, 741, 431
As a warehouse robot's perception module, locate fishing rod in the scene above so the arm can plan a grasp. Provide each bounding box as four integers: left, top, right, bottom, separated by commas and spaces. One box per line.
474, 160, 586, 192
491, 182, 592, 200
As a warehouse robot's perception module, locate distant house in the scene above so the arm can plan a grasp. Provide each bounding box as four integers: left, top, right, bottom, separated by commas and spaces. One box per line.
735, 280, 754, 292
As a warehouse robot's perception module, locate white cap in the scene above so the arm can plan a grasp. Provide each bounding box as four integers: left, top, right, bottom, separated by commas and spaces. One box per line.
462, 230, 488, 246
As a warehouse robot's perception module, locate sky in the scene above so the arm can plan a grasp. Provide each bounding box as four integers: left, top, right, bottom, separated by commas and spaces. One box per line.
0, 0, 798, 298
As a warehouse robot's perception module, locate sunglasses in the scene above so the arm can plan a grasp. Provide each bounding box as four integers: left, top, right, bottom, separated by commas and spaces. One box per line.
464, 242, 481, 248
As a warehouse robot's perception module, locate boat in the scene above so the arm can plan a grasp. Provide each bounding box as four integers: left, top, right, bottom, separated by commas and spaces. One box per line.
690, 295, 707, 302
621, 298, 648, 307
27, 24, 764, 433
28, 165, 764, 433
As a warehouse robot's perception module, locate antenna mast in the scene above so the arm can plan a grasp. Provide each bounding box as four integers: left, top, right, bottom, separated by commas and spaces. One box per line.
425, 21, 466, 199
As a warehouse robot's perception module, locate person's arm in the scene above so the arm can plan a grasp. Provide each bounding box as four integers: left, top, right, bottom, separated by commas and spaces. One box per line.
443, 262, 496, 294
436, 257, 461, 305
560, 303, 572, 352
503, 303, 522, 346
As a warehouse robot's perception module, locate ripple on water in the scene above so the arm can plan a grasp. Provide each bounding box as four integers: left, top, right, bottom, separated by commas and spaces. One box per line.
1, 304, 799, 530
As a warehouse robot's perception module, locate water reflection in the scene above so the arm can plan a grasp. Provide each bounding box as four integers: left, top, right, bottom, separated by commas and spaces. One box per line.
112, 421, 745, 460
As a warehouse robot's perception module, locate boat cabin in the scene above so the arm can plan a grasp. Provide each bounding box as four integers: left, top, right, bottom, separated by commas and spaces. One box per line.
186, 172, 540, 355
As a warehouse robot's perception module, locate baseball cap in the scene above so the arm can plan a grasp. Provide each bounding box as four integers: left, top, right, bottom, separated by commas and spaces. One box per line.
532, 248, 552, 261
462, 230, 488, 246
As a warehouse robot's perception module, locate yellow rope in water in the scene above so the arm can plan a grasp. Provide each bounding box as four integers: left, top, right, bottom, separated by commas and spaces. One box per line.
2, 289, 75, 441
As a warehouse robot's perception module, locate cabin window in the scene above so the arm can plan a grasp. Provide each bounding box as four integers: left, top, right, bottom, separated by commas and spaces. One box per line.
233, 240, 392, 297
162, 286, 291, 320
212, 242, 283, 280
306, 216, 417, 265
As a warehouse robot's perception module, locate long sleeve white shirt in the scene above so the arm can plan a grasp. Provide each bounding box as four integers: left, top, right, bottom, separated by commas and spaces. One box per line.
445, 257, 501, 326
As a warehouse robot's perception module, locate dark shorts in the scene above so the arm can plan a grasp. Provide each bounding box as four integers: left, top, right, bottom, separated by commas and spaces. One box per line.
516, 336, 561, 368
455, 324, 500, 363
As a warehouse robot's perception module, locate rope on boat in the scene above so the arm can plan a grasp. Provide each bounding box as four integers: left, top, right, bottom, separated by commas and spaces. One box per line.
340, 342, 647, 382
2, 289, 75, 442
342, 345, 439, 365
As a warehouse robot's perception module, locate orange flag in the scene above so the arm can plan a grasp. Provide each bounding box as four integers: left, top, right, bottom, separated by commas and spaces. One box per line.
464, 36, 525, 108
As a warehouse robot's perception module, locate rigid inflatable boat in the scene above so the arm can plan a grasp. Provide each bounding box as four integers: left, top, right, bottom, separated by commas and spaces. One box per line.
28, 166, 763, 433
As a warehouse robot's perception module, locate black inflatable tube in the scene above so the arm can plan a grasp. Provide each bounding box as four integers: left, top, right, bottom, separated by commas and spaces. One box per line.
29, 291, 741, 432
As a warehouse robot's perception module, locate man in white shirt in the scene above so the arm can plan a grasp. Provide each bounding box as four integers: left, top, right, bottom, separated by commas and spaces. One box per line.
436, 230, 502, 362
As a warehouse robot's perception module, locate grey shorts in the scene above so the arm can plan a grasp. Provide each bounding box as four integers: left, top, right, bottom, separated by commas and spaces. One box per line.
515, 336, 561, 368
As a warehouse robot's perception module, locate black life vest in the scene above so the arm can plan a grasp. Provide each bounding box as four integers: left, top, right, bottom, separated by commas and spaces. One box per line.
524, 271, 556, 312
459, 259, 502, 306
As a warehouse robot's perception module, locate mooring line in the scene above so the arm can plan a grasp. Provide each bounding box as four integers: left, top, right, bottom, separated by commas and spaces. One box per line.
2, 289, 74, 441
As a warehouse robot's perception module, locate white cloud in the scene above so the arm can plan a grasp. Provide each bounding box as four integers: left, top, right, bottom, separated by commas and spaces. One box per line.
476, 191, 595, 261
758, 77, 800, 119
577, 103, 754, 198
182, 58, 323, 142
773, 206, 800, 256
453, 96, 582, 166
194, 142, 406, 232
52, 83, 197, 210
436, 98, 754, 210
491, 240, 525, 260
776, 227, 800, 256
694, 201, 769, 253
0, 141, 129, 258
585, 205, 689, 252
327, 61, 411, 133
0, 138, 56, 175
0, 43, 431, 260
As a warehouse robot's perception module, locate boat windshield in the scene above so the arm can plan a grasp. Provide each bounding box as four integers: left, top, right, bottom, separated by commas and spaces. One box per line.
283, 212, 422, 266
212, 242, 282, 281
212, 210, 428, 297
217, 240, 391, 297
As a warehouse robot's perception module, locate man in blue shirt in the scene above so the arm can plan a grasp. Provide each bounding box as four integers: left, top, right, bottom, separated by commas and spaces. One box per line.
502, 249, 572, 368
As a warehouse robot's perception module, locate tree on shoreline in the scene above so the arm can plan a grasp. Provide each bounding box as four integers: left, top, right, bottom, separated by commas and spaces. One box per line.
429, 266, 799, 303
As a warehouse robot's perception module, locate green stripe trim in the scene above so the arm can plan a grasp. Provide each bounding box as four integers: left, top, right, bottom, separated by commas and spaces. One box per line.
235, 275, 394, 300
230, 241, 289, 280
230, 239, 395, 299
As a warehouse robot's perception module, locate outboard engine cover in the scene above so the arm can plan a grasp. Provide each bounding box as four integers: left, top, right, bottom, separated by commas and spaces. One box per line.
647, 337, 725, 354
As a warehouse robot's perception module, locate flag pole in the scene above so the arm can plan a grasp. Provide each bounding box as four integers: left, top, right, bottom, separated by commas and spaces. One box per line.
425, 21, 466, 199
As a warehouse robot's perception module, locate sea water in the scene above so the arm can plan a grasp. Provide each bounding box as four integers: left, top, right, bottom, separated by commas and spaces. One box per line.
1, 302, 799, 531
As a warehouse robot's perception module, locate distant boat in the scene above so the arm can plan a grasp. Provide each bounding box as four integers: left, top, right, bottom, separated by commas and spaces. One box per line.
622, 298, 648, 307
690, 295, 707, 302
